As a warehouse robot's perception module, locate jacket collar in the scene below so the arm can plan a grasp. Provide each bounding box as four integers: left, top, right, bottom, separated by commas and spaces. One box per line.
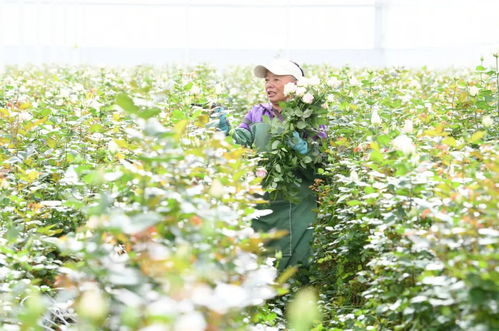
260, 103, 282, 119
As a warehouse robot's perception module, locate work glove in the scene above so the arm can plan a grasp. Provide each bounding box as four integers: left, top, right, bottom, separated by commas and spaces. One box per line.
214, 106, 230, 135
288, 131, 308, 155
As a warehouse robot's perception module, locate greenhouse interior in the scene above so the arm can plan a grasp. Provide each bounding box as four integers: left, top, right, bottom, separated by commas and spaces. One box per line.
0, 0, 498, 330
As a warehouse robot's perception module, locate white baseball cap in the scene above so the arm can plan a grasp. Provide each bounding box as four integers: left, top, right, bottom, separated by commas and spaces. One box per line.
254, 59, 305, 80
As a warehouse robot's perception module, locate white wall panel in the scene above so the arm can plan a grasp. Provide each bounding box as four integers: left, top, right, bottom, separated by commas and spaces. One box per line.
288, 6, 375, 49
0, 0, 497, 67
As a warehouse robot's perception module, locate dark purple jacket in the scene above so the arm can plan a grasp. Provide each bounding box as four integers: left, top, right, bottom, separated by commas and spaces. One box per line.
239, 103, 327, 139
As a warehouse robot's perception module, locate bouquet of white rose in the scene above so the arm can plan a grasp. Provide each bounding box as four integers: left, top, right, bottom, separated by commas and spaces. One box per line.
257, 77, 329, 202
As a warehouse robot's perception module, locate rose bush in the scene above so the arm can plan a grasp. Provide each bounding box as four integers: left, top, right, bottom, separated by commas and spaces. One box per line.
311, 59, 498, 330
0, 57, 497, 330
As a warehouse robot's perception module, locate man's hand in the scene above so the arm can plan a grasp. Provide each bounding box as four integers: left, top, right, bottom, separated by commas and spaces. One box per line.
288, 131, 308, 154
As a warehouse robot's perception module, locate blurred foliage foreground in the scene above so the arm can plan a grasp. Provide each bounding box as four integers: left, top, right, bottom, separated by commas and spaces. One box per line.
0, 57, 497, 330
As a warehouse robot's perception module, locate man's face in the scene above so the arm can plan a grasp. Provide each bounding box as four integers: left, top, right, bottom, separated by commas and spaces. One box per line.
264, 71, 296, 106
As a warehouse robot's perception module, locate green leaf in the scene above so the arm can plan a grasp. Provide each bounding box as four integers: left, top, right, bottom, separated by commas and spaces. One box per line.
173, 120, 188, 141
89, 123, 105, 133
137, 107, 161, 119
468, 131, 485, 143
370, 150, 384, 163
302, 109, 313, 118
377, 134, 391, 146
296, 121, 307, 129
171, 108, 187, 122
115, 93, 139, 114
287, 288, 321, 331
442, 136, 456, 146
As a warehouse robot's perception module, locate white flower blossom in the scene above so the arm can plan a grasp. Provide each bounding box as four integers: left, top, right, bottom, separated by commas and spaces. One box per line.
255, 167, 267, 178
308, 76, 320, 86
392, 134, 416, 154
302, 92, 314, 104
402, 119, 414, 133
17, 111, 32, 121
350, 77, 361, 86
295, 86, 306, 97
174, 312, 206, 331
283, 82, 297, 96
208, 283, 249, 313
90, 99, 102, 111
59, 87, 71, 98
296, 78, 309, 87
190, 85, 201, 95
469, 86, 479, 96
40, 200, 63, 207
108, 140, 120, 152
349, 170, 359, 182
327, 77, 342, 89
371, 107, 382, 125
61, 166, 79, 185
482, 115, 493, 127
90, 132, 104, 141
327, 94, 335, 102
214, 84, 224, 94
77, 285, 108, 321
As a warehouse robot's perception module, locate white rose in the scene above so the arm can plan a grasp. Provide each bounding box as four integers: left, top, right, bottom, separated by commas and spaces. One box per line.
255, 167, 267, 178
392, 134, 416, 154
308, 76, 320, 86
190, 85, 201, 95
108, 140, 120, 152
482, 115, 493, 127
61, 166, 79, 185
469, 86, 479, 96
371, 107, 382, 125
327, 77, 342, 89
77, 286, 108, 322
215, 84, 224, 94
295, 86, 306, 96
17, 111, 33, 121
297, 78, 309, 87
283, 82, 297, 96
402, 119, 414, 133
174, 312, 207, 331
59, 88, 71, 98
90, 132, 104, 141
350, 77, 361, 86
349, 170, 359, 182
302, 93, 314, 104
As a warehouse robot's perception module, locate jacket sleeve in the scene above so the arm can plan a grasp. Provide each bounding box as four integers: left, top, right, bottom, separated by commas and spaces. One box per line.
231, 106, 258, 147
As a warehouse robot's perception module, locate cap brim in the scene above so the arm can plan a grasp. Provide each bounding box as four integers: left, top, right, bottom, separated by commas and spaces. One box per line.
254, 65, 269, 78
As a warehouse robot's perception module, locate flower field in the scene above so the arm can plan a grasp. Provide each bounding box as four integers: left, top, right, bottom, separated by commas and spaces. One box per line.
0, 58, 497, 330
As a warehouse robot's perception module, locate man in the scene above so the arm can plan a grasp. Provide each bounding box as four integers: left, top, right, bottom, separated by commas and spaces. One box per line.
219, 59, 320, 273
